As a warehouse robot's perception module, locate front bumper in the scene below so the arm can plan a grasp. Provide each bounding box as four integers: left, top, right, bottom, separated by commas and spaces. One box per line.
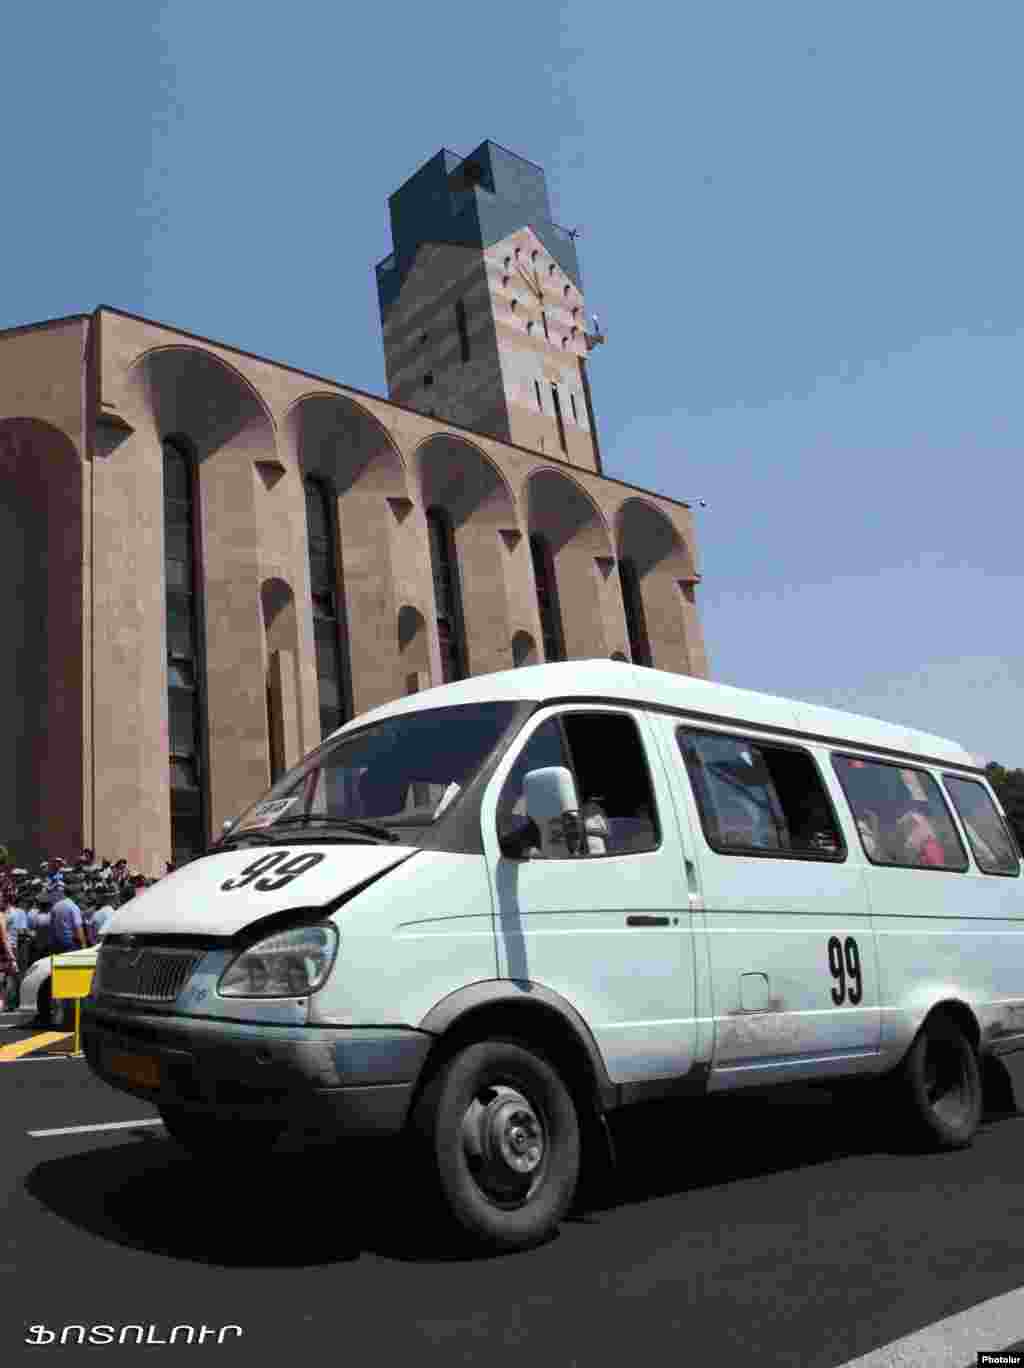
81, 1000, 434, 1136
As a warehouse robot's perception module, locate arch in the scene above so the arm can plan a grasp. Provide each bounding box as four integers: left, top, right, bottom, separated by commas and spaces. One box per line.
615, 497, 699, 673
128, 344, 276, 462
417, 434, 521, 679
0, 418, 84, 864
398, 605, 430, 693
615, 496, 696, 579
512, 631, 539, 669
286, 391, 408, 495
416, 433, 517, 528
524, 467, 616, 662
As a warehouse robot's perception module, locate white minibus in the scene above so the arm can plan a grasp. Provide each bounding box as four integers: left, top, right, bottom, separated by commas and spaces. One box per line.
82, 661, 1024, 1250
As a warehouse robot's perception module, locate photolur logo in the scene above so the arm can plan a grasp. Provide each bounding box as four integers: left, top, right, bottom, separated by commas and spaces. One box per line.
25, 1324, 243, 1346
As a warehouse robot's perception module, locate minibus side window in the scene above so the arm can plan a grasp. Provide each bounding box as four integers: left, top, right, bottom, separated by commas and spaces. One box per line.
832, 754, 968, 871
496, 712, 660, 859
942, 775, 1020, 876
677, 728, 845, 860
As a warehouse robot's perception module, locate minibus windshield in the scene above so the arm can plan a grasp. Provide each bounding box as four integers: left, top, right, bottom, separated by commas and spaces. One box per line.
222, 702, 521, 842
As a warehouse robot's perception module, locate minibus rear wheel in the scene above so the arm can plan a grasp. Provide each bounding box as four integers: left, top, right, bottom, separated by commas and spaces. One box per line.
410, 1038, 581, 1251
159, 1106, 284, 1160
899, 1012, 982, 1149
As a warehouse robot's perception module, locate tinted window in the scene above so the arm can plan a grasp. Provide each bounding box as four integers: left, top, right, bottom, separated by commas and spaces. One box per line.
497, 712, 660, 859
230, 703, 520, 837
832, 755, 968, 871
679, 729, 845, 860
943, 775, 1020, 876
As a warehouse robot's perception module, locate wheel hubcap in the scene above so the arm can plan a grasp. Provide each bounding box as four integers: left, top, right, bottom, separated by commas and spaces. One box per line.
462, 1084, 547, 1206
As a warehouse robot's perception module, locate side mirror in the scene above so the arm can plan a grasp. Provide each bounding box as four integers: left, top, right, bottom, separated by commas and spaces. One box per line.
523, 766, 583, 855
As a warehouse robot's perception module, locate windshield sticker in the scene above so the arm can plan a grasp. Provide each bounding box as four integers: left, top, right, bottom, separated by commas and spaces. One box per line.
238, 796, 300, 830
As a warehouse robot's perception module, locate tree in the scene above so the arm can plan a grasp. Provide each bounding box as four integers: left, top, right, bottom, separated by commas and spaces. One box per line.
985, 763, 1024, 848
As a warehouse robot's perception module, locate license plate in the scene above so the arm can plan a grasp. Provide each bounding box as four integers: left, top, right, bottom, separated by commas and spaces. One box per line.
105, 1050, 161, 1090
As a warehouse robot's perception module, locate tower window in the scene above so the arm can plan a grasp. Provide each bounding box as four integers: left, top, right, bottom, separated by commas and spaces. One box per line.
527, 321, 534, 335
531, 250, 539, 262
549, 264, 556, 275
455, 298, 471, 363
510, 299, 518, 312
534, 380, 543, 412
541, 311, 550, 341
563, 285, 570, 298
515, 247, 521, 259
572, 307, 579, 319
504, 255, 511, 267
502, 275, 510, 287
420, 332, 428, 344
571, 326, 578, 337
423, 372, 434, 387
570, 392, 578, 422
551, 385, 567, 453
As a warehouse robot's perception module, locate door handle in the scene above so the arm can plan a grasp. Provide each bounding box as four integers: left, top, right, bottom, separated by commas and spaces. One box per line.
626, 915, 670, 927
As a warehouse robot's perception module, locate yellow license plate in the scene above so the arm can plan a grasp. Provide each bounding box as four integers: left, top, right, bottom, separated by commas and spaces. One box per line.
106, 1050, 161, 1090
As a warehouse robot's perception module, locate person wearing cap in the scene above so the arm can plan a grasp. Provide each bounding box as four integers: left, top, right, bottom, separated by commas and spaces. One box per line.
48, 880, 86, 954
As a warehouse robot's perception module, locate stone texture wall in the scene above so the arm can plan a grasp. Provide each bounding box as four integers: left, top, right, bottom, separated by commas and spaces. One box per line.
0, 306, 706, 870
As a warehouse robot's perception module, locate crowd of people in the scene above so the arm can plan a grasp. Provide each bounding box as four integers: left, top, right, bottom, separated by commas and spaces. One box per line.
0, 847, 170, 1010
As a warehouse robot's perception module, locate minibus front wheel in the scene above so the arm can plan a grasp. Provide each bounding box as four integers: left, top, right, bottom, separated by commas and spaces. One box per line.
899, 1011, 982, 1150
410, 1038, 581, 1251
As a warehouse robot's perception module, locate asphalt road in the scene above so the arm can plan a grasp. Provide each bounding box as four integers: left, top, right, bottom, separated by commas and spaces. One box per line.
4, 1046, 1024, 1366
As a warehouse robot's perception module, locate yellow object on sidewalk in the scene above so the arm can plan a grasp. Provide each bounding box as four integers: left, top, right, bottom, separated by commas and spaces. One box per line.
51, 959, 95, 1057
0, 1031, 74, 1062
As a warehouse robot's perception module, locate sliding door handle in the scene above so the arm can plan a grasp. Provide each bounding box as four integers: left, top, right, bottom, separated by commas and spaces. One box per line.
626, 915, 670, 927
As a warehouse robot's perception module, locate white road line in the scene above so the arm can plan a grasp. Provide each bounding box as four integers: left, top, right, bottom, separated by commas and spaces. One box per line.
29, 1119, 166, 1138
837, 1286, 1024, 1367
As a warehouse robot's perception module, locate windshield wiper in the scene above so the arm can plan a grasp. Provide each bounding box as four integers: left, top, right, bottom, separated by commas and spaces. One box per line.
262, 814, 401, 843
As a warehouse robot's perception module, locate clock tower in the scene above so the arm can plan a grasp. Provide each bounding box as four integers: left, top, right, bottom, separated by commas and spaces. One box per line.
375, 141, 605, 473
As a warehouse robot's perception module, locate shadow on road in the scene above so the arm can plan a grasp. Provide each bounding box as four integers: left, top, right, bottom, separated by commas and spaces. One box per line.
23, 1063, 1021, 1268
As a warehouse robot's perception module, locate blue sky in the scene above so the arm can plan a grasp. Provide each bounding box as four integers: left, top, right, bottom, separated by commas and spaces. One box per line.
4, 2, 1021, 764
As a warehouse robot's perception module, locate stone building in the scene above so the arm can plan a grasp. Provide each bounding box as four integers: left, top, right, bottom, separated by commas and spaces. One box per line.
0, 140, 707, 873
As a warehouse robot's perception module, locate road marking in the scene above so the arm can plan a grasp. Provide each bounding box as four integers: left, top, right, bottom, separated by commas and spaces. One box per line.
29, 1119, 166, 1138
838, 1285, 1024, 1367
0, 1032, 72, 1061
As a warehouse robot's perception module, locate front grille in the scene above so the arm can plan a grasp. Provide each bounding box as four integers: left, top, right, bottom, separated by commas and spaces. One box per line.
96, 946, 205, 1002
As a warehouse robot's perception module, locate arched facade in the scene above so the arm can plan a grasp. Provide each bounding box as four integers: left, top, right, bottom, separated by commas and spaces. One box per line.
616, 497, 701, 674
525, 467, 619, 659
0, 418, 85, 865
0, 306, 707, 871
417, 435, 522, 677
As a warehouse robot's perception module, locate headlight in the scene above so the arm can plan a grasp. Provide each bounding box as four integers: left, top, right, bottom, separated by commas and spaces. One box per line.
218, 924, 339, 999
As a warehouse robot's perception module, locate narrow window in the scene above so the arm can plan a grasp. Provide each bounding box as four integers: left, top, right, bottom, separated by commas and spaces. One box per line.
304, 477, 349, 740
426, 507, 467, 683
943, 775, 1020, 875
570, 392, 578, 422
534, 380, 543, 412
679, 729, 846, 861
551, 385, 567, 453
529, 534, 565, 663
541, 310, 550, 341
832, 755, 968, 870
163, 439, 207, 864
618, 558, 652, 666
455, 298, 470, 363
423, 372, 434, 388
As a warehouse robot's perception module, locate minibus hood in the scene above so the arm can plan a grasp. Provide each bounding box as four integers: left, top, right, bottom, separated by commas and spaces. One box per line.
101, 843, 418, 938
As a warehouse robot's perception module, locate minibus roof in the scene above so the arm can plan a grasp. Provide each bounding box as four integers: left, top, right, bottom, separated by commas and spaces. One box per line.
330, 661, 980, 771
